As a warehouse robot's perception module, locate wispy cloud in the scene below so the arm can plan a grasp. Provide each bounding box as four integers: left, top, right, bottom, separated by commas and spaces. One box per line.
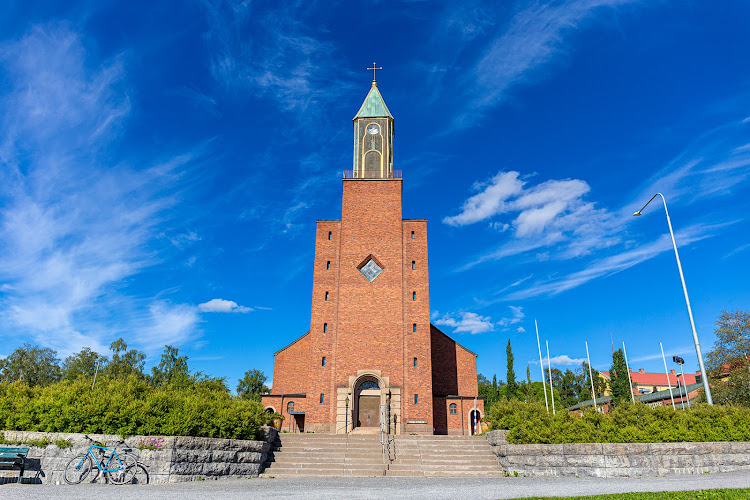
433, 305, 524, 334
0, 24, 200, 356
198, 298, 253, 313
454, 0, 641, 128
630, 346, 694, 364
504, 221, 733, 300
202, 0, 355, 114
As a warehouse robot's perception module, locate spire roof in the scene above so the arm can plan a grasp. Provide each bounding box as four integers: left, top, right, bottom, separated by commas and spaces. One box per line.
354, 82, 393, 120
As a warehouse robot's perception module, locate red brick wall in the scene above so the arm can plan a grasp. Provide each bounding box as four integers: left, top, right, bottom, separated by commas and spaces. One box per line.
433, 397, 485, 435
306, 220, 342, 426
431, 325, 459, 396
270, 332, 310, 395
456, 344, 479, 398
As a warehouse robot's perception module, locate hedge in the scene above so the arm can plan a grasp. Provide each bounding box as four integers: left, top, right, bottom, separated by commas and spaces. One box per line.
488, 399, 750, 444
0, 378, 270, 440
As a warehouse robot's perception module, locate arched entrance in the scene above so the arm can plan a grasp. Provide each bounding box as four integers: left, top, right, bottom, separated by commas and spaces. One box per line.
353, 376, 381, 429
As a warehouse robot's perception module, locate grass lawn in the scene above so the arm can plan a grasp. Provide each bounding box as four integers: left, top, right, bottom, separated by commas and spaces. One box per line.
526, 489, 750, 499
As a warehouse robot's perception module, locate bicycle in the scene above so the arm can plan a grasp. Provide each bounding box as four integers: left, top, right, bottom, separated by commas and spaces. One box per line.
63, 436, 137, 485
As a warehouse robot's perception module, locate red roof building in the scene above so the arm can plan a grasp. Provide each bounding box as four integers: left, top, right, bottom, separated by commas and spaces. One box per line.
601, 368, 701, 396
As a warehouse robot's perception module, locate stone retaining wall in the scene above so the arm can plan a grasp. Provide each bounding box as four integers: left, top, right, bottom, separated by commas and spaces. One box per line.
0, 427, 276, 484
487, 430, 750, 477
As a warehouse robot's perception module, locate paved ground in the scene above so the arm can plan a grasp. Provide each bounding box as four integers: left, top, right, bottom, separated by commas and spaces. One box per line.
4, 472, 750, 500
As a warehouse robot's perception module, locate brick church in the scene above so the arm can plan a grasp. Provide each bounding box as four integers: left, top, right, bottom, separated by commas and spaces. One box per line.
261, 77, 484, 435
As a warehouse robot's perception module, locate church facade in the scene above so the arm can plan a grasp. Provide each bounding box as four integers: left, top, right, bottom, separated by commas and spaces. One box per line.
261, 79, 483, 435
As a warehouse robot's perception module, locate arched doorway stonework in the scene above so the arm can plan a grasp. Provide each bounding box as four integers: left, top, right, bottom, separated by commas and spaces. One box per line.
469, 409, 482, 435
335, 370, 401, 434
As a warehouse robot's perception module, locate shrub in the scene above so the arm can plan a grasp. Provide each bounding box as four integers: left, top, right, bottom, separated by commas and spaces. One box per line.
487, 399, 750, 444
0, 377, 271, 440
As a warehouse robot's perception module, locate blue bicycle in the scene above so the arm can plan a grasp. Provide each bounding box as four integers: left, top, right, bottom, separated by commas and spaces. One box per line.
63, 436, 137, 485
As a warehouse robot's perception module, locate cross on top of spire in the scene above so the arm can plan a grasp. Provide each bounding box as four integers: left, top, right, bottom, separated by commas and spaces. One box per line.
367, 62, 382, 83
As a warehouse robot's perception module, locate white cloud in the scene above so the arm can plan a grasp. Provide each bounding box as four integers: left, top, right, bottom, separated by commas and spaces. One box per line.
517, 326, 526, 333
135, 302, 201, 352
446, 171, 620, 269
531, 354, 586, 367
498, 305, 525, 326
434, 312, 494, 334
198, 298, 253, 314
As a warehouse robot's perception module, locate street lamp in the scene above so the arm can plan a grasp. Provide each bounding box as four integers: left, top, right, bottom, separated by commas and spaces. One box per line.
633, 193, 713, 404
673, 356, 690, 409
345, 395, 350, 434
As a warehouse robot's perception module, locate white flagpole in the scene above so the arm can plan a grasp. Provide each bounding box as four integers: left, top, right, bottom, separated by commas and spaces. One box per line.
546, 340, 555, 415
660, 342, 676, 410
622, 342, 635, 403
585, 341, 597, 411
535, 319, 549, 414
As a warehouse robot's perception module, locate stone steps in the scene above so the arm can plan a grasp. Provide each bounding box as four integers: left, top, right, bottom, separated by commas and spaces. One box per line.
260, 433, 504, 478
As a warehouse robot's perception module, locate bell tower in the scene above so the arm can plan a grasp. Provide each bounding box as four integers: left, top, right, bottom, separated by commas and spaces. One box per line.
352, 67, 394, 179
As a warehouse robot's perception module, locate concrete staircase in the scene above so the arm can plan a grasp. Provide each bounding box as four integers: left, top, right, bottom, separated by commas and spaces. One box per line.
260, 433, 503, 478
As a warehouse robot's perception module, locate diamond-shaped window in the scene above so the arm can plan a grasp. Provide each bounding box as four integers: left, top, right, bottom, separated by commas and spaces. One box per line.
359, 258, 383, 282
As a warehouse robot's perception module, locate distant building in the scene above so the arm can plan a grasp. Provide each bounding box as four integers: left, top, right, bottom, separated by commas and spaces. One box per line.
600, 368, 701, 396
569, 383, 703, 414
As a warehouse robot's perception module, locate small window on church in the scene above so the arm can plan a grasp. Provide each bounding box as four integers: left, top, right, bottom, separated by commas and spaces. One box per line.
412, 291, 416, 301
328, 231, 332, 240
413, 323, 417, 332
414, 394, 418, 405
449, 403, 457, 415
320, 393, 325, 404
412, 261, 415, 270
326, 261, 331, 270
360, 258, 383, 282
325, 291, 329, 301
322, 357, 326, 366
323, 323, 328, 333
287, 402, 294, 413
413, 357, 417, 367
411, 231, 415, 239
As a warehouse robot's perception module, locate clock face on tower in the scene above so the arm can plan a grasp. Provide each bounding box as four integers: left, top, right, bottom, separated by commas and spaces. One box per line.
367, 124, 380, 135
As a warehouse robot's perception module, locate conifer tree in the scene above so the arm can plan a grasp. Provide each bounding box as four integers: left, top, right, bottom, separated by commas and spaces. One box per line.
610, 348, 631, 405
506, 339, 517, 399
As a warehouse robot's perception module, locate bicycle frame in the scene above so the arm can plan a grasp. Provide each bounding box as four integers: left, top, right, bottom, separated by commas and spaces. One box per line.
76, 444, 124, 474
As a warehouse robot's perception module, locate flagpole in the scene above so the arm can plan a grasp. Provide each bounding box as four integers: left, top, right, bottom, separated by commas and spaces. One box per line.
546, 340, 556, 415
622, 342, 635, 403
535, 319, 549, 414
585, 341, 597, 411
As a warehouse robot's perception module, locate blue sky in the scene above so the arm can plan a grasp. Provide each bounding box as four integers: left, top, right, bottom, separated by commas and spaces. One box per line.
1, 1, 749, 390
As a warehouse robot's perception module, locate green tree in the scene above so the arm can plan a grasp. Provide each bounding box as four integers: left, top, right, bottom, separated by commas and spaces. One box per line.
556, 369, 584, 408
151, 345, 191, 387
701, 310, 750, 406
0, 343, 61, 387
236, 369, 270, 401
103, 338, 146, 379
523, 365, 536, 402
610, 348, 631, 405
62, 348, 108, 381
506, 339, 517, 399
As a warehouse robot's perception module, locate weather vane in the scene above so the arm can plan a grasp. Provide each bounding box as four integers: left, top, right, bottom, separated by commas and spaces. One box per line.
367, 62, 382, 81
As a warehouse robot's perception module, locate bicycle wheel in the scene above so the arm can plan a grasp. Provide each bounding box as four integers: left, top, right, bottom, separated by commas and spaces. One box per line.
63, 454, 93, 485
107, 453, 138, 485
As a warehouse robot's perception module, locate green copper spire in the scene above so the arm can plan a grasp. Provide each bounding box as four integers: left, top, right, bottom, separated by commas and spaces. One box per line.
354, 81, 393, 120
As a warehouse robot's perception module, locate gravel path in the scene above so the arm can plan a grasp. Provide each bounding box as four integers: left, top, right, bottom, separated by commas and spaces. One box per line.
4, 472, 750, 500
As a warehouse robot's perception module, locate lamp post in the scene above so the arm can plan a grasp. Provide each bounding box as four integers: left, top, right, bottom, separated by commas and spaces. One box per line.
673, 356, 690, 409
345, 395, 350, 434
633, 193, 713, 405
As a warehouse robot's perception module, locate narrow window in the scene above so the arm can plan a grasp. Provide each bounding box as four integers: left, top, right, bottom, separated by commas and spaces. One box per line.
414, 394, 418, 405
287, 401, 294, 413
413, 357, 417, 367
413, 323, 417, 333
328, 231, 332, 240
411, 231, 415, 239
412, 291, 416, 301
320, 393, 325, 404
323, 323, 328, 333
322, 357, 326, 366
449, 403, 457, 415
325, 291, 329, 301
412, 261, 415, 270
326, 261, 331, 270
